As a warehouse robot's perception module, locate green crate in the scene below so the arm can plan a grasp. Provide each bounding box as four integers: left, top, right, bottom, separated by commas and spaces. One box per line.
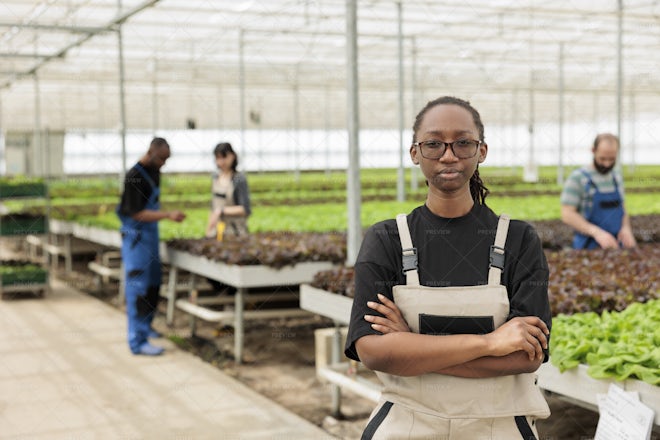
0, 215, 48, 235
0, 261, 48, 287
0, 182, 47, 198
1, 269, 48, 286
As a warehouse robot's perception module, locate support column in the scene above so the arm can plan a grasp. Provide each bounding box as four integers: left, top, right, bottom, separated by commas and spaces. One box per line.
345, 0, 362, 269
396, 1, 405, 203
558, 43, 565, 185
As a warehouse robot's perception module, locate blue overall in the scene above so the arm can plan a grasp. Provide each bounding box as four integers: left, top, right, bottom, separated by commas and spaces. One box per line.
572, 170, 624, 249
117, 163, 162, 353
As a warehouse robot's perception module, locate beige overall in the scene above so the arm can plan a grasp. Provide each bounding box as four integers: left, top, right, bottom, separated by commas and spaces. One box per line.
362, 214, 550, 440
212, 174, 248, 237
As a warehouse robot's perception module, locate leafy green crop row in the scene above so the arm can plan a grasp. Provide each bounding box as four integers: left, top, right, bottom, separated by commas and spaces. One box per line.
50, 191, 659, 239
39, 164, 660, 199
3, 166, 656, 218
551, 300, 660, 385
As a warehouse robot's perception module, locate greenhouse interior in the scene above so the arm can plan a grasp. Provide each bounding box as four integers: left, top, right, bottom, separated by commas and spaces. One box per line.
0, 1, 658, 439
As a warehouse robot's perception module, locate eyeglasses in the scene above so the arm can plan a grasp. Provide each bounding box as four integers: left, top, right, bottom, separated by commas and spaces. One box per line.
413, 139, 481, 160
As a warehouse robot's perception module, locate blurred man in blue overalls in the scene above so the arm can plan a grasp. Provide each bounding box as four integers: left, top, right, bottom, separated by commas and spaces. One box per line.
560, 133, 636, 249
117, 138, 186, 355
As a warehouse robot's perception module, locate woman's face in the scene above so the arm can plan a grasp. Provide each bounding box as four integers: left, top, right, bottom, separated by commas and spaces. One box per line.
410, 104, 487, 195
215, 153, 235, 172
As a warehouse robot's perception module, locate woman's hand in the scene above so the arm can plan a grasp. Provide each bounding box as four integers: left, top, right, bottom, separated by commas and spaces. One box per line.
364, 293, 411, 334
484, 316, 549, 361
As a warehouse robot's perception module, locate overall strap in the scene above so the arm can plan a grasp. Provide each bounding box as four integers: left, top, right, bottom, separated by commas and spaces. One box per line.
579, 169, 596, 190
577, 169, 599, 218
395, 214, 420, 286
134, 163, 157, 190
611, 173, 620, 192
488, 214, 510, 286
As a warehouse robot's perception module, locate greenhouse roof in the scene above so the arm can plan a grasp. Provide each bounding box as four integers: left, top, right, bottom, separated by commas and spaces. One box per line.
1, 0, 659, 131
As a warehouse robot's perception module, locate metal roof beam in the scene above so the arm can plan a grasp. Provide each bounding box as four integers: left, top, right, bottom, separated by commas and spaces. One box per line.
0, 0, 161, 89
0, 52, 53, 59
0, 22, 108, 34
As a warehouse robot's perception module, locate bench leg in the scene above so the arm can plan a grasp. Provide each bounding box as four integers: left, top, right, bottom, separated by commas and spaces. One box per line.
64, 235, 72, 274
235, 287, 245, 364
189, 274, 198, 336
166, 266, 178, 326
331, 322, 343, 417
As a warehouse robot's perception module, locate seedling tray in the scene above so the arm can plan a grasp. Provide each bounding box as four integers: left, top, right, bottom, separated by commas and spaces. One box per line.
0, 181, 47, 198
0, 261, 49, 298
0, 214, 48, 235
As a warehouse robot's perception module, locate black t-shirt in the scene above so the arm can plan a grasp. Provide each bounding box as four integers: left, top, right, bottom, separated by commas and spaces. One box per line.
344, 202, 551, 362
118, 163, 161, 217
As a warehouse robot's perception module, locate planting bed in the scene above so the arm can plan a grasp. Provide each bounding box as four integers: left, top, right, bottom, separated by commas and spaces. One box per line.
164, 232, 347, 363
309, 244, 659, 316
546, 245, 659, 315
530, 214, 658, 249
166, 232, 347, 267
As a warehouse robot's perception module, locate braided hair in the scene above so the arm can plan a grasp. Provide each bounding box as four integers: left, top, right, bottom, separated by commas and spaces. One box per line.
412, 96, 489, 205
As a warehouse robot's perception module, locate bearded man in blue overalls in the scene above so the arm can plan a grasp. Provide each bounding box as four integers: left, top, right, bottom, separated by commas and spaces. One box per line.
117, 138, 186, 355
560, 133, 636, 249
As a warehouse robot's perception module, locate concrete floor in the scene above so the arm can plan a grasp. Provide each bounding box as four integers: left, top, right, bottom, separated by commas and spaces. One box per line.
0, 278, 334, 440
